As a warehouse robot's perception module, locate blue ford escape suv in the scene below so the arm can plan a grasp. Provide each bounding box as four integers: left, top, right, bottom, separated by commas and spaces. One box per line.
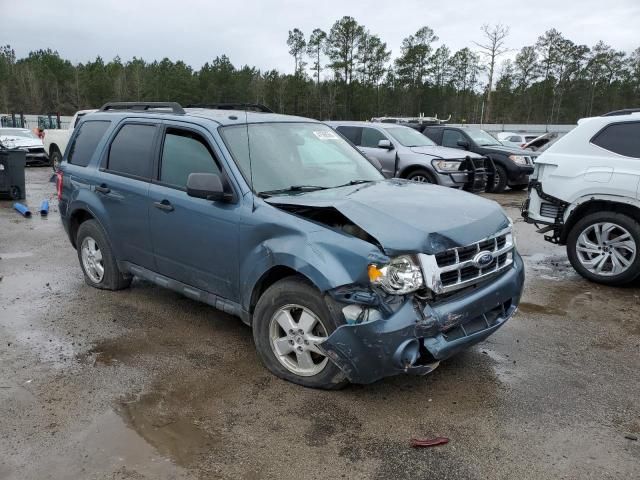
57, 102, 525, 389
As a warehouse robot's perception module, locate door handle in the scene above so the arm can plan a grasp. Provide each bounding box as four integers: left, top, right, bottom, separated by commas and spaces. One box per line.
153, 200, 174, 212
95, 184, 110, 194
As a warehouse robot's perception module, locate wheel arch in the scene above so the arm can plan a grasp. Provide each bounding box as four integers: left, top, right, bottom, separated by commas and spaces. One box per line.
68, 208, 95, 249
248, 266, 313, 317
399, 163, 436, 181
49, 143, 61, 156
561, 198, 640, 244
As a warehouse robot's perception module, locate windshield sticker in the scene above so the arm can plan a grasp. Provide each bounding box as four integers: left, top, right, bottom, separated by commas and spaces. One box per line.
313, 130, 339, 140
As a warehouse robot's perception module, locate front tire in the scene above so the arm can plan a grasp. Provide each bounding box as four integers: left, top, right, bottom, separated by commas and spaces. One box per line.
252, 277, 348, 389
406, 168, 436, 184
76, 220, 132, 290
487, 164, 508, 193
566, 212, 640, 286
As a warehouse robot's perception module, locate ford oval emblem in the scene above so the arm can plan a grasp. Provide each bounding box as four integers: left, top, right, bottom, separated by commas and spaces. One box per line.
472, 251, 494, 268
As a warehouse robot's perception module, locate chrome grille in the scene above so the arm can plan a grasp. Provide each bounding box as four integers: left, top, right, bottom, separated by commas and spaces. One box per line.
419, 227, 515, 294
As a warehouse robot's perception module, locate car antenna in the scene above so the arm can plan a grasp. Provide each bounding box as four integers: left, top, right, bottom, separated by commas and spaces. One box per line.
244, 104, 256, 211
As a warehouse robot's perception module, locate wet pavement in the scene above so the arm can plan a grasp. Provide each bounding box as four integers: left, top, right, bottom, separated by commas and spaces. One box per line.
1, 168, 638, 480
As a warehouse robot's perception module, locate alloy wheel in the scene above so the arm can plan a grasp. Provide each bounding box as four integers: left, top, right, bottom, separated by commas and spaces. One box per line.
268, 304, 329, 377
81, 236, 105, 283
410, 175, 432, 183
576, 222, 636, 276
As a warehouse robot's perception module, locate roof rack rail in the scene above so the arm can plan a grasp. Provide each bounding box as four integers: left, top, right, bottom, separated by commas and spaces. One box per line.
602, 108, 640, 117
99, 102, 185, 114
185, 103, 274, 113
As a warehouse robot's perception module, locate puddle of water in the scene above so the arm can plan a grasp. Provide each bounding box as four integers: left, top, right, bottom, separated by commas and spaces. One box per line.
118, 392, 217, 467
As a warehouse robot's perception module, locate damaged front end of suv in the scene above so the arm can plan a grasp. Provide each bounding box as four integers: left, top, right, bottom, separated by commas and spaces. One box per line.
218, 120, 525, 387
261, 180, 525, 385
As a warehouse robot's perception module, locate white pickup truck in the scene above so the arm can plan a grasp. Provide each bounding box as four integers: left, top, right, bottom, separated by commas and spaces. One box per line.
44, 109, 96, 171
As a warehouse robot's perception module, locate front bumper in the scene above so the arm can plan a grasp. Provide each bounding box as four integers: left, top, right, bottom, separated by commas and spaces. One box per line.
25, 152, 49, 164
507, 163, 534, 185
438, 157, 491, 193
521, 180, 569, 243
321, 252, 525, 384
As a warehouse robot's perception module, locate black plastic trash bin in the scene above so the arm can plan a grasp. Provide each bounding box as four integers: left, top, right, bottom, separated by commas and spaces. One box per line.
0, 146, 26, 200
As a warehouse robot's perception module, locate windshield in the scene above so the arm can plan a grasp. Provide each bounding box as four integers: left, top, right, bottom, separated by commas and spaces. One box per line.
0, 128, 38, 139
385, 127, 435, 147
465, 128, 502, 146
220, 122, 383, 194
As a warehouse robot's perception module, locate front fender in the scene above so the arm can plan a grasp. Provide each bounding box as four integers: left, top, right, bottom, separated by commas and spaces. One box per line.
238, 211, 386, 313
397, 154, 437, 177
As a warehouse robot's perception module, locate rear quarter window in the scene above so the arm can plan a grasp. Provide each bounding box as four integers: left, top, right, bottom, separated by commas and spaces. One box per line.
67, 121, 111, 167
591, 122, 640, 158
335, 126, 362, 145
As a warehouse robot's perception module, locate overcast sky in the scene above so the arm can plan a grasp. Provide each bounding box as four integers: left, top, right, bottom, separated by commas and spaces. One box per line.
2, 0, 639, 73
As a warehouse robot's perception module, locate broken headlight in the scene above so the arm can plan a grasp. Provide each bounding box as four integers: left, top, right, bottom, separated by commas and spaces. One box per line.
368, 255, 424, 295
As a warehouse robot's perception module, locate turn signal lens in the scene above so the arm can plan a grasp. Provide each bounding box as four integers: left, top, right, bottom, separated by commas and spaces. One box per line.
368, 264, 383, 282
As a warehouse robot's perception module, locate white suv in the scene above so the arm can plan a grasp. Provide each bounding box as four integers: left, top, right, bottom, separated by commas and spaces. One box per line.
523, 109, 640, 285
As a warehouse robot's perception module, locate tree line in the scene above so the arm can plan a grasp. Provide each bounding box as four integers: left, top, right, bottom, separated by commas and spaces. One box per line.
1, 16, 638, 124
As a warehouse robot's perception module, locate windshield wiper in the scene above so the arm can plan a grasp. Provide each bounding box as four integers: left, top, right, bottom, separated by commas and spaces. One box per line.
258, 185, 328, 197
334, 179, 374, 188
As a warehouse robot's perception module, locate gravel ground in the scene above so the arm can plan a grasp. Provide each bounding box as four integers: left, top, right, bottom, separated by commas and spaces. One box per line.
1, 167, 638, 480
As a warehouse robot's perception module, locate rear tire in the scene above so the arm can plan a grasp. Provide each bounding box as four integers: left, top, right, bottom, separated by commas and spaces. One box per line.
566, 212, 640, 286
406, 168, 436, 184
252, 277, 348, 389
50, 149, 62, 172
76, 219, 132, 290
487, 165, 508, 193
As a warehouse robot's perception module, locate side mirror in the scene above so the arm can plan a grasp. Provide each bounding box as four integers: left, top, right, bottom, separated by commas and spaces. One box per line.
377, 139, 393, 150
456, 139, 470, 150
186, 173, 227, 201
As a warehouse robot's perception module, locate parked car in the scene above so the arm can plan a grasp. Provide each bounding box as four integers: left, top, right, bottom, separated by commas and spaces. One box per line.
327, 121, 490, 193
44, 109, 97, 171
422, 126, 537, 193
0, 127, 49, 165
57, 102, 525, 388
522, 108, 640, 286
496, 132, 539, 148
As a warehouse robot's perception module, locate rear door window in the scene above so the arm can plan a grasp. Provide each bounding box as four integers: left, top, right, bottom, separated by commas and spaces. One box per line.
106, 124, 157, 179
361, 127, 387, 148
160, 128, 221, 188
591, 122, 640, 158
67, 121, 110, 167
335, 126, 362, 145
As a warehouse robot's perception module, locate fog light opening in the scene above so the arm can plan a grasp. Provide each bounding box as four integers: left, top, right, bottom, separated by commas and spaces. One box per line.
394, 339, 420, 370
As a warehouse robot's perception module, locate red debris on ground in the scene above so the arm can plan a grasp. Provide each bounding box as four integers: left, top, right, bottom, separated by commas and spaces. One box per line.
410, 437, 450, 448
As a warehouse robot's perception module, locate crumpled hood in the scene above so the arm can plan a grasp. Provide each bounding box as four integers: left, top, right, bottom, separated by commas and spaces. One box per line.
409, 145, 483, 159
265, 179, 509, 255
0, 136, 43, 148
